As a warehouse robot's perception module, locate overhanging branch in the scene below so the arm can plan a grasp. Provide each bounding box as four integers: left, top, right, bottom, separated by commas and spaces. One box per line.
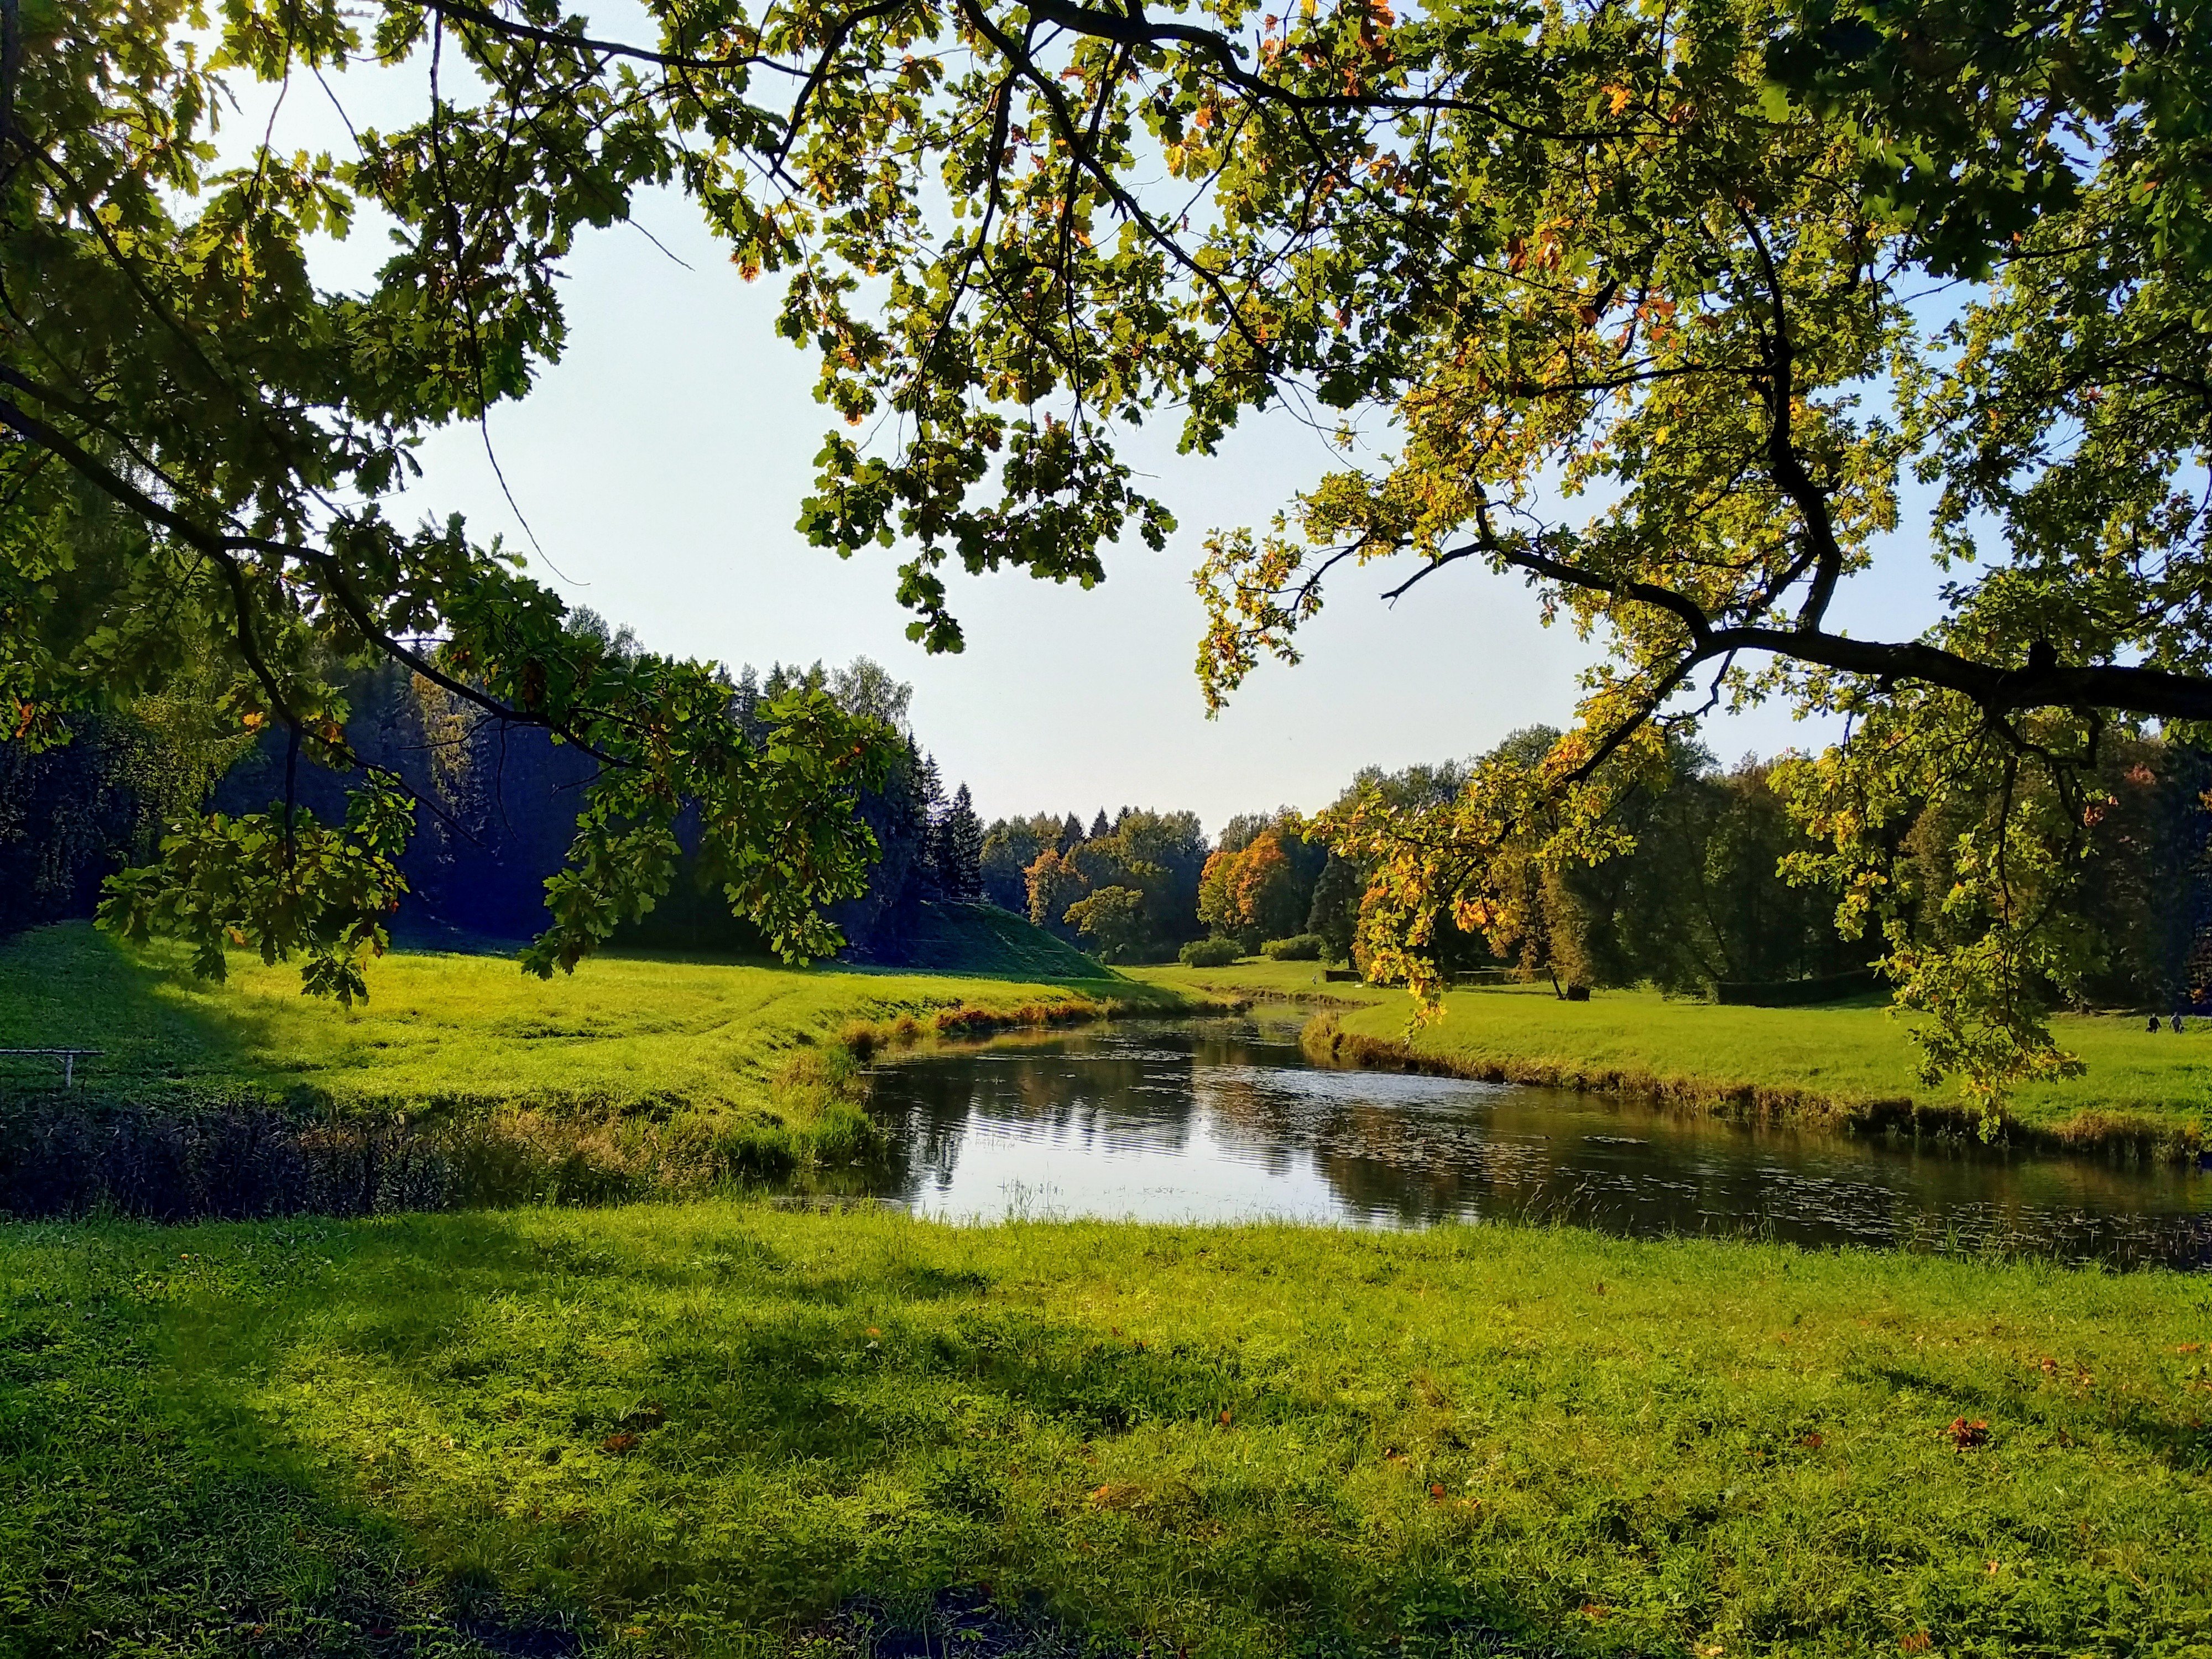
1477, 538, 2212, 724
0, 392, 628, 765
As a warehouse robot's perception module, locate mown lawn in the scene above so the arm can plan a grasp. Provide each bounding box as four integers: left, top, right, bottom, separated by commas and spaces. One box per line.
1131, 966, 2212, 1145
0, 922, 1175, 1121
6, 1204, 2211, 1657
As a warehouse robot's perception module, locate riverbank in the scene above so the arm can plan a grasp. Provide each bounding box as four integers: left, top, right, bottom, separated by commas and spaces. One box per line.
6, 1201, 2209, 1657
0, 924, 1197, 1210
1131, 965, 2212, 1160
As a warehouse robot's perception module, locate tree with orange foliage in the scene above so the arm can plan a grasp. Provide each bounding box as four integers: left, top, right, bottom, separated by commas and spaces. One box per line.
1198, 826, 1313, 948
1024, 848, 1089, 942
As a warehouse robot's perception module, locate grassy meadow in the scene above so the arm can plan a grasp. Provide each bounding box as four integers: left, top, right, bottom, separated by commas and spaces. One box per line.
4, 928, 2212, 1655
4, 921, 2208, 1178
1134, 965, 2212, 1154
0, 922, 1193, 1208
8, 1203, 2212, 1657
0, 921, 1170, 1120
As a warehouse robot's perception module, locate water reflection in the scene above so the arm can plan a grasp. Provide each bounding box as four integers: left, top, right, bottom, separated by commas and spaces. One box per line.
860, 1018, 2212, 1270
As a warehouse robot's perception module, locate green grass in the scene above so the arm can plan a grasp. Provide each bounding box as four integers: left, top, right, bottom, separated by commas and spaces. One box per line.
1136, 959, 1392, 1005
0, 922, 1176, 1121
897, 901, 1110, 979
1130, 966, 2212, 1153
0, 924, 1192, 1202
7, 1203, 2212, 1657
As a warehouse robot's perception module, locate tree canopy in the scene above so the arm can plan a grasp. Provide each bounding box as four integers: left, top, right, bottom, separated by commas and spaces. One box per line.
10, 0, 2208, 1092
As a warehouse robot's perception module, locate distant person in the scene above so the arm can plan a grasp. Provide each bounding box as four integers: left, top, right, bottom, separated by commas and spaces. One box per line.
2174, 1013, 2188, 1034
2150, 1014, 2163, 1032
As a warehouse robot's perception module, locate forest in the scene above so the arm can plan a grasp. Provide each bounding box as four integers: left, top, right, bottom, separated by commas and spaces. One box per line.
9, 631, 2208, 1011
9, 0, 2212, 1647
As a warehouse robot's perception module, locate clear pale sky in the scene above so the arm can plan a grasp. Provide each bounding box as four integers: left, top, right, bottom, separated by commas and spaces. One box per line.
241, 53, 1946, 836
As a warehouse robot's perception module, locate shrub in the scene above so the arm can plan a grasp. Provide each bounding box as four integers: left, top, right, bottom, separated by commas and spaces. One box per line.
1178, 936, 1242, 967
1262, 933, 1325, 961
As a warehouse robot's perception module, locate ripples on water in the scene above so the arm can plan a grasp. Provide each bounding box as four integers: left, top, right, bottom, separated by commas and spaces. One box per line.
858, 1018, 2212, 1270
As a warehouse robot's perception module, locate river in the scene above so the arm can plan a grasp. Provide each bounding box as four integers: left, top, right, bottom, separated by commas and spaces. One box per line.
857, 1015, 2212, 1270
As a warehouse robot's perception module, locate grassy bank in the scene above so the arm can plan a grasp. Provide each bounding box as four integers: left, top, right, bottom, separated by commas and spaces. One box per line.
0, 924, 1193, 1208
6, 1202, 2211, 1656
1133, 966, 2212, 1159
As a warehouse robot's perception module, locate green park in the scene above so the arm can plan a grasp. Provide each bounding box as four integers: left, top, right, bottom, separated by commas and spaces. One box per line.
7, 0, 2212, 1655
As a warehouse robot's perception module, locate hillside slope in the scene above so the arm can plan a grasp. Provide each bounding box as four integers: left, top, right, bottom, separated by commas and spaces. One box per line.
890, 900, 1108, 979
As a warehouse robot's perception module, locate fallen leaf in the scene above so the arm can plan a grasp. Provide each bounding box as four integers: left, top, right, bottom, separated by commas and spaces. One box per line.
1947, 1417, 1990, 1450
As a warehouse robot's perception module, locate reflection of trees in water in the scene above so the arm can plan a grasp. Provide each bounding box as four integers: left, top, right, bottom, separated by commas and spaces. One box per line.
864, 1045, 1205, 1198
858, 1024, 2212, 1267
1540, 1107, 2212, 1264
1194, 1079, 1766, 1235
1192, 1069, 1576, 1224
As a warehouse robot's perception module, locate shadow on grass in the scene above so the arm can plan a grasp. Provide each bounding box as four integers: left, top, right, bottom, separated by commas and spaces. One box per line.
1859, 1360, 2212, 1474
13, 1211, 1619, 1659
0, 927, 855, 1221
0, 921, 293, 1102
0, 927, 409, 1221
0, 1220, 582, 1658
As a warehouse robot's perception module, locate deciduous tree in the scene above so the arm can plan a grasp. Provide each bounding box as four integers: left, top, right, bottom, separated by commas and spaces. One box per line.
1063, 883, 1146, 961
27, 0, 2209, 1102
1025, 847, 1087, 940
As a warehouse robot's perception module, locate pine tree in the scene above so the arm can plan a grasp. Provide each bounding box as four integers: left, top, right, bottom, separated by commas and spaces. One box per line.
940, 784, 984, 900
1306, 853, 1364, 963
730, 665, 762, 739
914, 750, 948, 899
1059, 813, 1085, 853
1089, 808, 1111, 840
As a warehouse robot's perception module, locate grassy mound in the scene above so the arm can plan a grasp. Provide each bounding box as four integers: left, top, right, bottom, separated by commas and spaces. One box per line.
892, 901, 1108, 980
0, 923, 1169, 1118
6, 1204, 2210, 1656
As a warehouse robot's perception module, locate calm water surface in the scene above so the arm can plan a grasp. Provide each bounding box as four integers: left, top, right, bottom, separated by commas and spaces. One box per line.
860, 1016, 2212, 1269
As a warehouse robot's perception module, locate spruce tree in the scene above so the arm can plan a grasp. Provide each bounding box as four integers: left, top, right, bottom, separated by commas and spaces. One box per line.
914, 751, 949, 900
940, 784, 985, 901
730, 666, 762, 740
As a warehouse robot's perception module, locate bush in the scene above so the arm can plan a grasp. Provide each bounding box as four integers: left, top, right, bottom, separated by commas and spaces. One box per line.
1178, 936, 1242, 967
1262, 933, 1325, 961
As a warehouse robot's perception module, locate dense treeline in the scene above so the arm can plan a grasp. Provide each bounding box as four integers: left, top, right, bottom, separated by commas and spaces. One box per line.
8, 645, 2207, 1005
1314, 730, 2212, 1011
989, 726, 2211, 1011
0, 624, 988, 965
0, 683, 249, 936
978, 809, 1210, 964
621, 652, 985, 961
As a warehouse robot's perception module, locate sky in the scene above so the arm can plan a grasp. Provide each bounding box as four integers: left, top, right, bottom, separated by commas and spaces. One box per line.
229, 43, 1951, 836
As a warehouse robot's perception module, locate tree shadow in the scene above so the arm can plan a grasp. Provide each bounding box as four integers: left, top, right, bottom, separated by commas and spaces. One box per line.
0, 1219, 582, 1658
91, 1209, 1615, 1659
1858, 1360, 2212, 1473
0, 921, 298, 1104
